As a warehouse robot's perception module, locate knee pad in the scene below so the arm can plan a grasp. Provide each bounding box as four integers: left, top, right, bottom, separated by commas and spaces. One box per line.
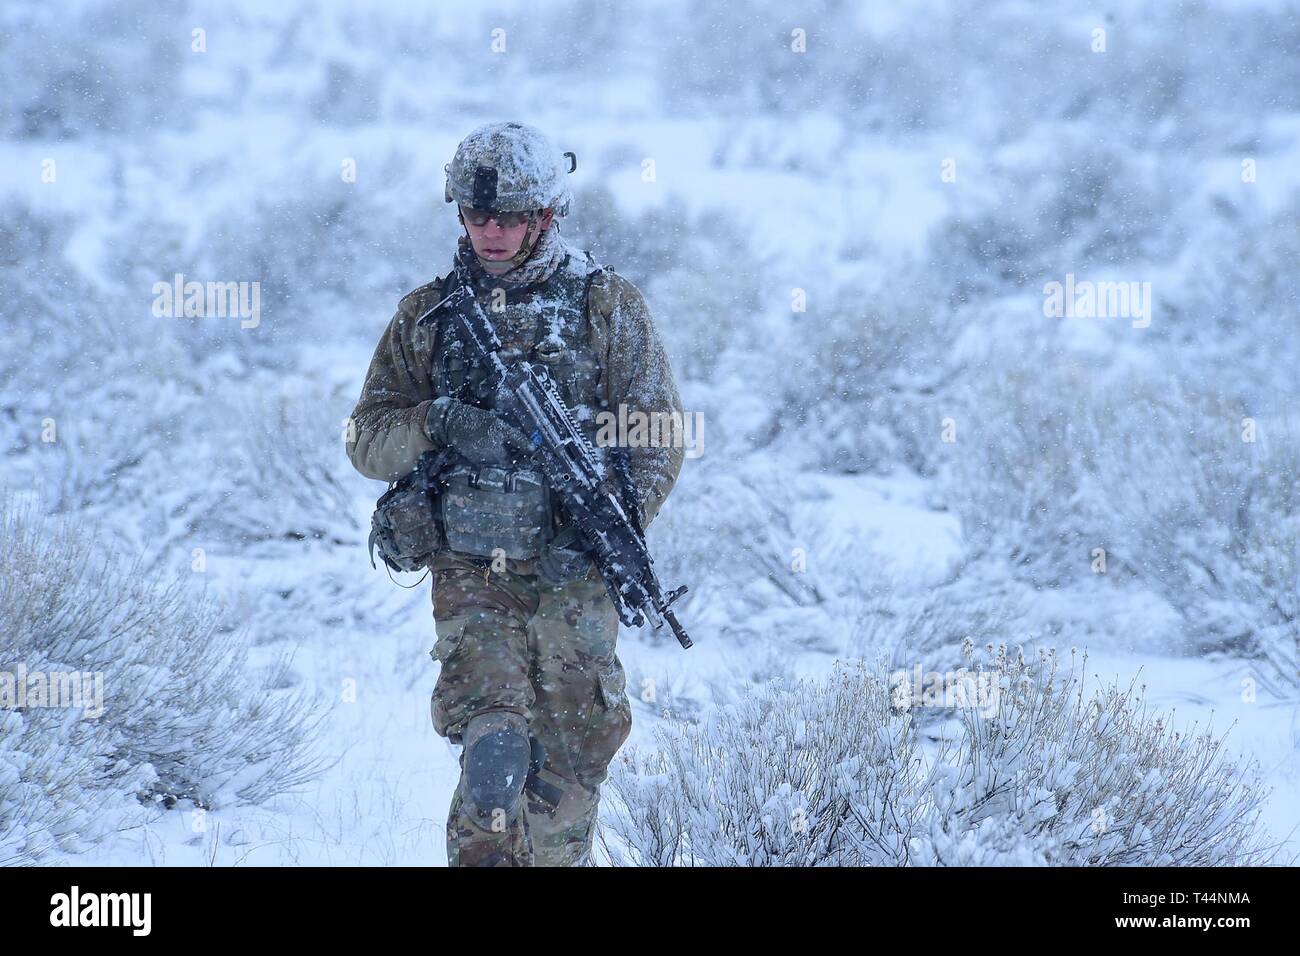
462, 711, 532, 830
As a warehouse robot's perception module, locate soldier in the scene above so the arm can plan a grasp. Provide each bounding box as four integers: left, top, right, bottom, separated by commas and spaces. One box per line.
345, 121, 685, 866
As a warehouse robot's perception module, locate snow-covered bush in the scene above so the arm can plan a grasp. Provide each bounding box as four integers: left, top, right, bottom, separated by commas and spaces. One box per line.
0, 201, 106, 423
769, 258, 962, 476
1155, 193, 1300, 407
37, 357, 196, 523
943, 340, 1300, 688
566, 183, 768, 385
0, 500, 331, 862
0, 0, 187, 139
640, 226, 766, 387
37, 367, 365, 564
101, 157, 455, 371
639, 0, 1299, 143
646, 459, 866, 651
621, 660, 708, 726
918, 0, 1200, 145
849, 572, 1032, 679
496, 0, 636, 77
939, 346, 1118, 587
1095, 385, 1300, 689
201, 169, 443, 328
649, 0, 863, 119
310, 59, 383, 125
605, 654, 1272, 866
926, 134, 1177, 307
0, 200, 191, 530
177, 374, 362, 550
892, 0, 1294, 145
922, 645, 1274, 866
603, 660, 928, 866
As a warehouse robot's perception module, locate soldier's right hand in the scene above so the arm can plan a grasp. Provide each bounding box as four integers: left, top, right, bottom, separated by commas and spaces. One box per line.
426, 396, 536, 465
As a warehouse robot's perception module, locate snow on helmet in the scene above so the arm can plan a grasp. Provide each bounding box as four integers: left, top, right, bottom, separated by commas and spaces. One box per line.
444, 121, 576, 216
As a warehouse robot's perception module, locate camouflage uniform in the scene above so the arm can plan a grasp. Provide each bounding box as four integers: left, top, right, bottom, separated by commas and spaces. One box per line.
346, 197, 684, 865
429, 552, 631, 866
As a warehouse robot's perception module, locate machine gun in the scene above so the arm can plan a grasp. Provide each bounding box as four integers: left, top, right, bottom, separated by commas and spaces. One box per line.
417, 269, 693, 649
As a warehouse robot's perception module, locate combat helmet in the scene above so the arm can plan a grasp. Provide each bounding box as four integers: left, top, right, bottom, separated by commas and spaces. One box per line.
445, 121, 577, 269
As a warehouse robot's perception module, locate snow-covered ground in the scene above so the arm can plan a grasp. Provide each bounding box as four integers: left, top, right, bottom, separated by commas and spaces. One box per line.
62, 463, 1300, 865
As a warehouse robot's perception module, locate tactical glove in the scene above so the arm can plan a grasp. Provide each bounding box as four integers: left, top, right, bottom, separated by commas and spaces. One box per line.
425, 396, 535, 466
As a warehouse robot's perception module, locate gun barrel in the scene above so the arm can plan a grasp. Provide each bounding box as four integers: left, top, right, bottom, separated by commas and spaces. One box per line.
663, 608, 692, 649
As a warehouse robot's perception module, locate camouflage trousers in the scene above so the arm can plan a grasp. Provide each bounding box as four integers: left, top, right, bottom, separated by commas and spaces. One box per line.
428, 553, 633, 867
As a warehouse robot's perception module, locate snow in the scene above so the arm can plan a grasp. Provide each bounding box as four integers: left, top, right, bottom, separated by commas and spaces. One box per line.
2, 0, 1297, 867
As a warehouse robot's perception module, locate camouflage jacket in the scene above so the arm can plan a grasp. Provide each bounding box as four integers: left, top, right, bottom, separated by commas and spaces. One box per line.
345, 236, 685, 570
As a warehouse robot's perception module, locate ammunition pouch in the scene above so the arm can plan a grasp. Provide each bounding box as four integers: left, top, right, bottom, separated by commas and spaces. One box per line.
369, 449, 454, 573
440, 462, 550, 561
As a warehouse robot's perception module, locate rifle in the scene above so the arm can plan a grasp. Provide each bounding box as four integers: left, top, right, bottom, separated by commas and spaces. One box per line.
417, 268, 693, 650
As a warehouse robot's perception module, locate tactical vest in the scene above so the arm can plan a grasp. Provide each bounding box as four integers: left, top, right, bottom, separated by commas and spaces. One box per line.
426, 251, 607, 560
